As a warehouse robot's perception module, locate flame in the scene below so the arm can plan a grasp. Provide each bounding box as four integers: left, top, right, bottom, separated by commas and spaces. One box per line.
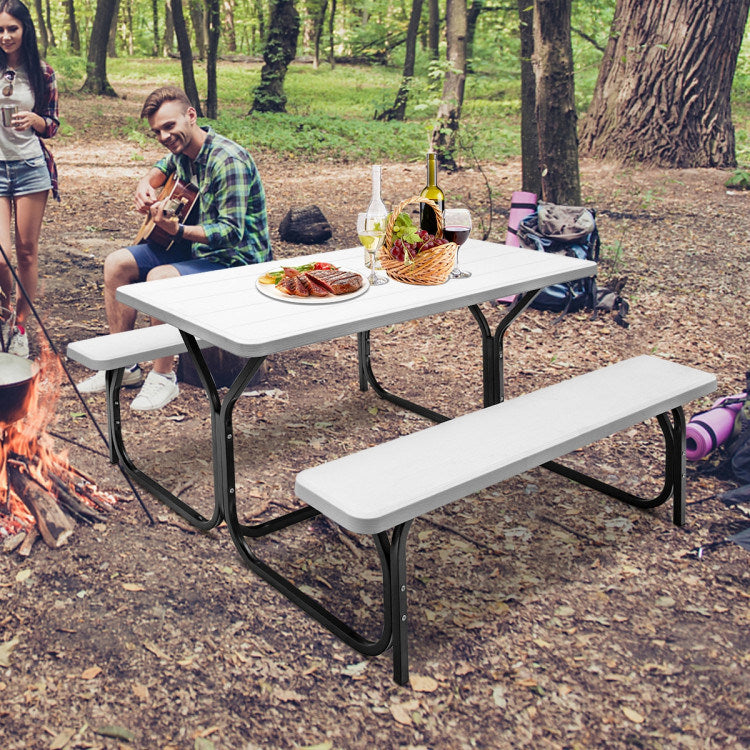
1, 341, 116, 541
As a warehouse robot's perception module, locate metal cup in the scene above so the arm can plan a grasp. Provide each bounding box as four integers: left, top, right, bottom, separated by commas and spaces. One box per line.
1, 104, 17, 127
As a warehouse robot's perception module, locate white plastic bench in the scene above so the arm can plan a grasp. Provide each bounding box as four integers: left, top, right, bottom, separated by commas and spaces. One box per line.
66, 324, 210, 372
66, 325, 213, 467
293, 355, 716, 683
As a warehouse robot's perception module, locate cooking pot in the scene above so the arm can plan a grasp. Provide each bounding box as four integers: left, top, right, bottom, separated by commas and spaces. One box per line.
0, 352, 38, 425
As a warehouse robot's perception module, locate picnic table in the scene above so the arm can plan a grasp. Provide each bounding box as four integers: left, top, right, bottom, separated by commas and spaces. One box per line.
110, 238, 605, 674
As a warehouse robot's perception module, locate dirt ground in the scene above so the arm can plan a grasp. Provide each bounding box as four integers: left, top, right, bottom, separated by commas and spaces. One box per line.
1, 86, 749, 749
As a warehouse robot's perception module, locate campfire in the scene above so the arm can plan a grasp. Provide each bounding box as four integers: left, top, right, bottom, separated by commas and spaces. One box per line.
1, 345, 122, 556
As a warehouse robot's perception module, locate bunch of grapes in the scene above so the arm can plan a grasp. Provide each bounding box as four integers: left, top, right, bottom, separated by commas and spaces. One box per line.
390, 230, 448, 262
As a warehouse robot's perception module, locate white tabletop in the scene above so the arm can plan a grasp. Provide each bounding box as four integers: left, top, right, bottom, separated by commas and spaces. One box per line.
116, 240, 596, 359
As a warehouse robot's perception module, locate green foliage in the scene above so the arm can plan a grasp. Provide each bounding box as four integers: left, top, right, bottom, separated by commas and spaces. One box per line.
45, 50, 87, 93
725, 168, 750, 190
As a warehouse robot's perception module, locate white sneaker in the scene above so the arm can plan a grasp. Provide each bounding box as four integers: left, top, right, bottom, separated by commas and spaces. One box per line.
78, 365, 142, 394
7, 327, 29, 358
130, 371, 179, 411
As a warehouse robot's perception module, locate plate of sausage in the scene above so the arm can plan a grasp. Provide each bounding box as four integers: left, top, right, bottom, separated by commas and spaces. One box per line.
256, 266, 369, 304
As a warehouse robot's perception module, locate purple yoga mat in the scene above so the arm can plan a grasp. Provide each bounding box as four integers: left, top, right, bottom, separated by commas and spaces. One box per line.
505, 190, 537, 247
497, 191, 538, 304
686, 393, 745, 461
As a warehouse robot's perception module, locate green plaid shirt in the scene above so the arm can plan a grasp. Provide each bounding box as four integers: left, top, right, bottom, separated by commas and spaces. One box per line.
154, 127, 272, 266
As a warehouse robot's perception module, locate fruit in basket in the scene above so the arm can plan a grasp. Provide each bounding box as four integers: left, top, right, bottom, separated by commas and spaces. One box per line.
388, 213, 448, 263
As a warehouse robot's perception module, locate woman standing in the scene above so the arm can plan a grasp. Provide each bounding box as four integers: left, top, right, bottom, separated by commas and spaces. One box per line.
0, 0, 58, 358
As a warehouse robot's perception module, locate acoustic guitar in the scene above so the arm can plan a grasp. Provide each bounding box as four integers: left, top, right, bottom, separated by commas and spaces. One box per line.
134, 172, 200, 250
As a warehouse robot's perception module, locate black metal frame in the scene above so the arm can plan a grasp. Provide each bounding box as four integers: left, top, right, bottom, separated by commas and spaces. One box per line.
104, 298, 688, 685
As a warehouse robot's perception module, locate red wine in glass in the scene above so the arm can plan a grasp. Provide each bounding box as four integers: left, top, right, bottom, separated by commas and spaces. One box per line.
443, 225, 471, 245
443, 208, 472, 278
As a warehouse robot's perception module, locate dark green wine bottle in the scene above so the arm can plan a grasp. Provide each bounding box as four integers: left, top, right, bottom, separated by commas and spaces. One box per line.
419, 151, 445, 235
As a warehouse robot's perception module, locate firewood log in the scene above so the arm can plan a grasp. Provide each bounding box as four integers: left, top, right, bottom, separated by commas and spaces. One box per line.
8, 466, 74, 548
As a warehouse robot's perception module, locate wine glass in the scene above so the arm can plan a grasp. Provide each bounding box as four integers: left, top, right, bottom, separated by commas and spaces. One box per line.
443, 208, 472, 279
357, 211, 388, 286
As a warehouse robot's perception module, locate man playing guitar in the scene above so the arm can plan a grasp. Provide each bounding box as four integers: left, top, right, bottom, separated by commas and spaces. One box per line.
78, 86, 272, 410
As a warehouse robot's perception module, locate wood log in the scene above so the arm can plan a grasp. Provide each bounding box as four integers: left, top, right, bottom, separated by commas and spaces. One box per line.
2, 531, 26, 554
18, 527, 38, 556
8, 466, 74, 549
48, 475, 107, 524
278, 205, 333, 244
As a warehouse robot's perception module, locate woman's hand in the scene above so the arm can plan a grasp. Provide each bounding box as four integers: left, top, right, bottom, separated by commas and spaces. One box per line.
11, 110, 43, 133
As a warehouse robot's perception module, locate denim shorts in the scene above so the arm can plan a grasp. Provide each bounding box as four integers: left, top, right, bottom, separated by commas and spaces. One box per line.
128, 240, 225, 282
0, 155, 52, 197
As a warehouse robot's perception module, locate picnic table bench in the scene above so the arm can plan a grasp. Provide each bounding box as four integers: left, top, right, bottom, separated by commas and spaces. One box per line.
295, 355, 716, 683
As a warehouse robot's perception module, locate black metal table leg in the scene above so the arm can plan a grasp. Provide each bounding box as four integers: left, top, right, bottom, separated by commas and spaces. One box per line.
390, 521, 413, 685
358, 291, 542, 423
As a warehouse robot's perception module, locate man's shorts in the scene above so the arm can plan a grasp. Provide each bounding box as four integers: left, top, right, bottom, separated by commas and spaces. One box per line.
0, 155, 52, 197
127, 240, 225, 282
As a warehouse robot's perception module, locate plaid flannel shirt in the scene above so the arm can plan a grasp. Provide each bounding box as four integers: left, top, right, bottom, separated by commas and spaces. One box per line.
154, 127, 272, 266
38, 62, 59, 201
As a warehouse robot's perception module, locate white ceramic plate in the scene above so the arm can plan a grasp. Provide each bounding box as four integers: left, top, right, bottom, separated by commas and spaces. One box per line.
255, 269, 369, 304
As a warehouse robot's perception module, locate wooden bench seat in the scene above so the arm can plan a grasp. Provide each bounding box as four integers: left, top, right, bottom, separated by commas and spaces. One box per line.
294, 355, 716, 683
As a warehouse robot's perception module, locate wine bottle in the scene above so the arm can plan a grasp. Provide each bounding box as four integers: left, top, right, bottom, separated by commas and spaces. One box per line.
365, 165, 387, 266
419, 151, 444, 235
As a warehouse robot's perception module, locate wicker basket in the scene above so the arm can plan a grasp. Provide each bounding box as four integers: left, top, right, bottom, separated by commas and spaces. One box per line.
378, 196, 457, 285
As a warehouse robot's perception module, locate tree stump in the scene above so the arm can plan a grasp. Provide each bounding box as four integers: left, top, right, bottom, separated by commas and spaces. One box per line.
278, 205, 333, 244
177, 348, 268, 389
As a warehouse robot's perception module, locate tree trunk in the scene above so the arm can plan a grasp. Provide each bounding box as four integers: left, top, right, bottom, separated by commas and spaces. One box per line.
430, 0, 467, 169
205, 0, 220, 118
376, 0, 424, 121
152, 0, 159, 55
250, 0, 299, 113
466, 0, 483, 70
328, 0, 336, 68
163, 0, 175, 55
253, 0, 266, 45
189, 0, 206, 60
222, 0, 237, 52
32, 0, 48, 56
45, 0, 56, 48
65, 0, 80, 54
518, 0, 540, 196
428, 0, 439, 59
310, 0, 328, 69
580, 0, 750, 168
107, 0, 122, 57
79, 0, 119, 96
532, 0, 579, 204
172, 0, 203, 115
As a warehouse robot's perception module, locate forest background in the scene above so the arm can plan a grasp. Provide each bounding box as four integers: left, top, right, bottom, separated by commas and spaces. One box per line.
35, 0, 750, 173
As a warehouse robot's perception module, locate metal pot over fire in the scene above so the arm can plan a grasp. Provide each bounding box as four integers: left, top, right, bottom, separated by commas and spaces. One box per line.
0, 352, 39, 426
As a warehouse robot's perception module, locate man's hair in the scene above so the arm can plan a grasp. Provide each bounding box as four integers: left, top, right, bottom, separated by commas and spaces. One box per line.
140, 86, 192, 119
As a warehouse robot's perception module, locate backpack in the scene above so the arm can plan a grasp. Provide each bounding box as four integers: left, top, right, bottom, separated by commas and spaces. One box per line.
724, 374, 750, 484
517, 202, 600, 315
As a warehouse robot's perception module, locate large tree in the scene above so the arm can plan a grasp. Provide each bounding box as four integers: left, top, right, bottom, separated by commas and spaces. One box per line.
79, 0, 118, 96
533, 0, 579, 204
172, 0, 203, 115
205, 0, 220, 118
65, 0, 80, 54
376, 0, 424, 121
518, 0, 540, 197
430, 0, 467, 168
580, 0, 750, 167
251, 0, 299, 113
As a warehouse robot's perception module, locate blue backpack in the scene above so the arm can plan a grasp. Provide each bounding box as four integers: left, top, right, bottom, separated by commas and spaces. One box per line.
517, 203, 600, 315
